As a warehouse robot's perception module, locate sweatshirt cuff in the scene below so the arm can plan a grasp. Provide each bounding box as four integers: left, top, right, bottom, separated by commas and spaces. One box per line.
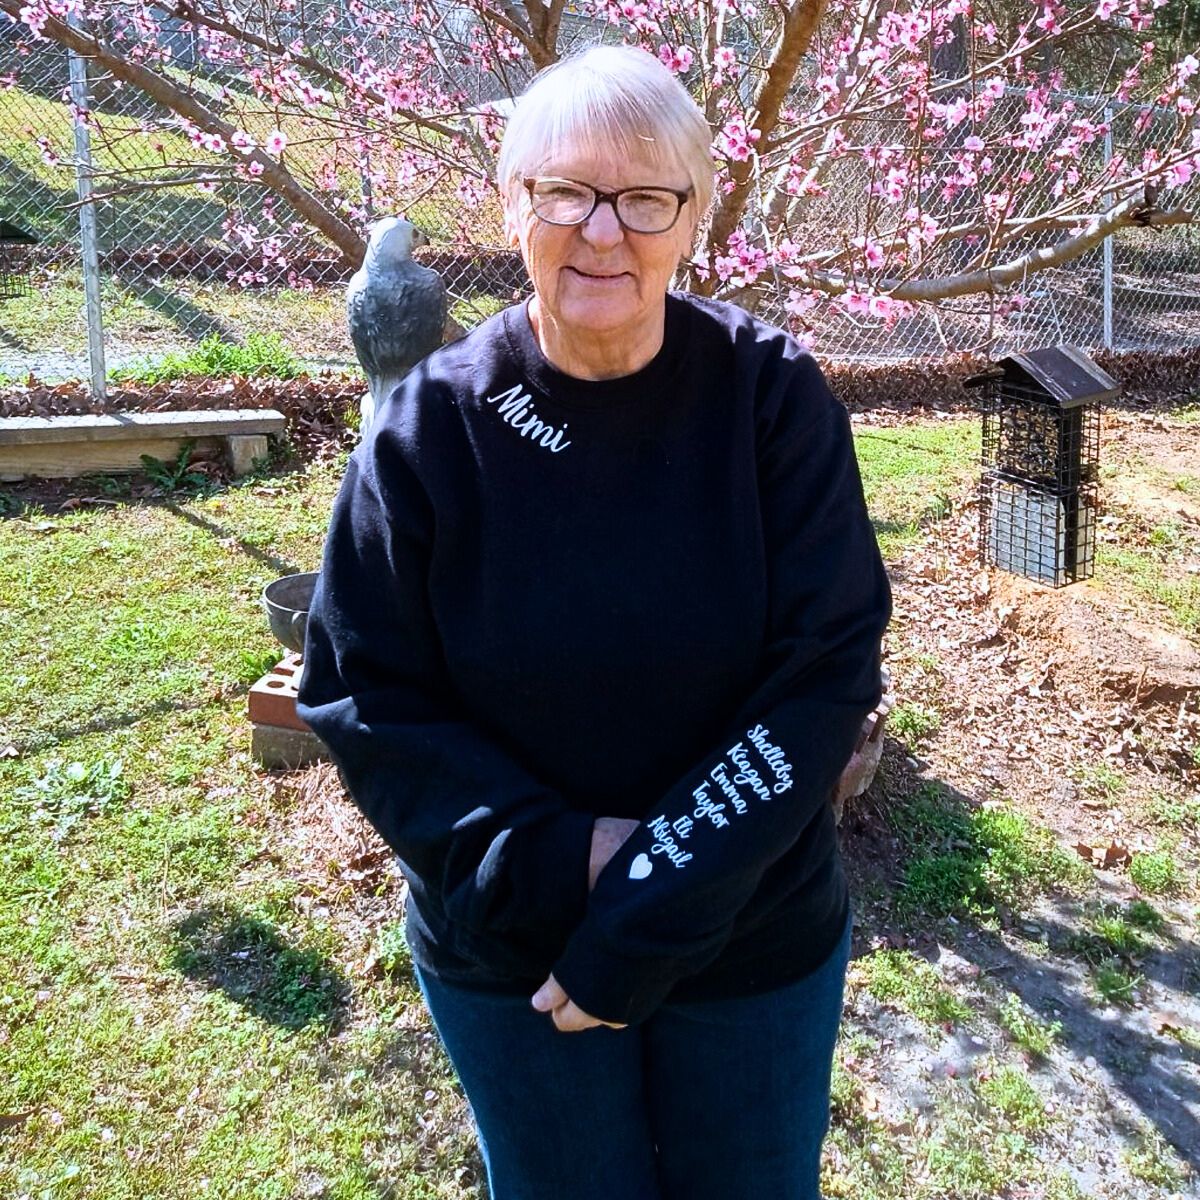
551, 929, 681, 1026
511, 808, 595, 939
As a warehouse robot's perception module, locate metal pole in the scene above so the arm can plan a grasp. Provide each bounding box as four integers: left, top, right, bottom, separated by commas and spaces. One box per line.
67, 15, 106, 402
1102, 107, 1114, 351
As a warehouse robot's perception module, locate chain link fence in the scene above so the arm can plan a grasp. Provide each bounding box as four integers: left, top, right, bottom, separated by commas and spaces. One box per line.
1, 14, 1196, 388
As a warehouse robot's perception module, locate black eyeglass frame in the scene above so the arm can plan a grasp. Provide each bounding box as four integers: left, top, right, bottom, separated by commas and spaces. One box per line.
522, 176, 694, 234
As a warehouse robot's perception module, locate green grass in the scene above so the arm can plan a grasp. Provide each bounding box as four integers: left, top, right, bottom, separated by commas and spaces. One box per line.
997, 994, 1061, 1058
112, 332, 303, 384
856, 949, 973, 1029
1093, 959, 1143, 1006
889, 700, 941, 751
852, 421, 980, 559
0, 459, 492, 1198
1098, 543, 1200, 636
1122, 1130, 1190, 1189
976, 1064, 1049, 1132
1, 269, 355, 374
890, 786, 1090, 919
1128, 849, 1182, 895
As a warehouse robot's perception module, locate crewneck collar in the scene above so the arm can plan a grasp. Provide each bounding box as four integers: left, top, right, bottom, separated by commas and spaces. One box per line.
502, 293, 690, 411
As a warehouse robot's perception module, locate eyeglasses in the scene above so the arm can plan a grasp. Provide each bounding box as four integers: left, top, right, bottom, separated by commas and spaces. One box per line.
523, 177, 693, 234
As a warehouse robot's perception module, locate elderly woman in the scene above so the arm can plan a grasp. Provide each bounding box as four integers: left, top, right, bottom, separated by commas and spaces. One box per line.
298, 44, 891, 1200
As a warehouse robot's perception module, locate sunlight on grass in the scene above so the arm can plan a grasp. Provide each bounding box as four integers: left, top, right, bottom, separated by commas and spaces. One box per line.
852, 421, 980, 559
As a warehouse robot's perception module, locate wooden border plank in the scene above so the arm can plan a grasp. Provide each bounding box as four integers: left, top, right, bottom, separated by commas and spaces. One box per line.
0, 409, 286, 446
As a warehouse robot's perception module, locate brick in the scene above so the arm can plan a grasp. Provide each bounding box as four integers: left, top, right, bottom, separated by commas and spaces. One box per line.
248, 653, 311, 731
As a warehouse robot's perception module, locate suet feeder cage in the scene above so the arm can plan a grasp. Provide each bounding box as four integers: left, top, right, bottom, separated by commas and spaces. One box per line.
0, 220, 37, 300
965, 346, 1116, 588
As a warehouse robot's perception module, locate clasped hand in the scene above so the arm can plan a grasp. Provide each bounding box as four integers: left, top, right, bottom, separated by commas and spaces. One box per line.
529, 816, 639, 1033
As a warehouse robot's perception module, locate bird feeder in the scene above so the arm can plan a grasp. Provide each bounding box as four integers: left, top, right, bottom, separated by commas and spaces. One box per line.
965, 346, 1116, 587
0, 220, 37, 300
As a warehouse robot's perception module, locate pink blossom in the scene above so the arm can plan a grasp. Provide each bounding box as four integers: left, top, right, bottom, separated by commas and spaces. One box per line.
246, 160, 265, 177
962, 135, 985, 152
715, 117, 760, 163
264, 129, 287, 156
852, 236, 885, 269
841, 292, 872, 316
1094, 0, 1119, 17
657, 44, 694, 74
713, 46, 736, 72
1035, 8, 1061, 34
784, 289, 820, 317
1165, 159, 1196, 187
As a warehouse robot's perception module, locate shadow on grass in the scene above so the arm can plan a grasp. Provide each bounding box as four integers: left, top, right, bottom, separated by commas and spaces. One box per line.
111, 269, 240, 343
11, 690, 238, 757
843, 749, 1200, 1174
165, 499, 304, 577
172, 904, 349, 1032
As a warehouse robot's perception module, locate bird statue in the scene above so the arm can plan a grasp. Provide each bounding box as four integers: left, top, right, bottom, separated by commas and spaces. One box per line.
346, 217, 449, 435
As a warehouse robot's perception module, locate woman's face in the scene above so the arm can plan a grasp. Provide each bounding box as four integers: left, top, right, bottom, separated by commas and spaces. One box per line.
505, 149, 696, 342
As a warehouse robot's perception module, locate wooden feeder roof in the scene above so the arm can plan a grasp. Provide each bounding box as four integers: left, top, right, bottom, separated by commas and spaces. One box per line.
965, 345, 1119, 409
0, 220, 38, 245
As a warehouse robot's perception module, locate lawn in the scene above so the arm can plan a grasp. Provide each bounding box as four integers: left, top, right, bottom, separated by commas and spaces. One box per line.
1, 409, 1197, 1199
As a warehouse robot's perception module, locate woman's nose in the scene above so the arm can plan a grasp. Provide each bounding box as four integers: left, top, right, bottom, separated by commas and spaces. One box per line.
580, 198, 624, 247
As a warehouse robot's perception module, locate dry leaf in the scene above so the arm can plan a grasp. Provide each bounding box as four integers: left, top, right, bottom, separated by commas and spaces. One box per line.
1072, 840, 1131, 868
1150, 1011, 1186, 1037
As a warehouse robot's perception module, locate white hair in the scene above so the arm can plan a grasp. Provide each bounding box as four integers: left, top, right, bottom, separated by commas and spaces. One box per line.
497, 45, 715, 220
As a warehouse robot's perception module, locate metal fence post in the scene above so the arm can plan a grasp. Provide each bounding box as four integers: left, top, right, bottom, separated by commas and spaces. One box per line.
1102, 106, 1114, 351
67, 15, 107, 402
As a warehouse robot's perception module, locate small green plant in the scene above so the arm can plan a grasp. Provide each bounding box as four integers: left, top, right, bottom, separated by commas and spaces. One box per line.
858, 949, 972, 1029
1092, 958, 1142, 1007
140, 440, 212, 494
1122, 1129, 1190, 1189
1128, 850, 1181, 896
1091, 914, 1148, 955
997, 994, 1061, 1058
1171, 475, 1200, 495
237, 646, 282, 685
113, 332, 302, 384
890, 700, 941, 750
976, 1064, 1049, 1131
1070, 761, 1126, 801
1147, 521, 1183, 552
1125, 899, 1164, 931
0, 489, 21, 516
375, 920, 412, 978
14, 757, 131, 841
1147, 791, 1200, 829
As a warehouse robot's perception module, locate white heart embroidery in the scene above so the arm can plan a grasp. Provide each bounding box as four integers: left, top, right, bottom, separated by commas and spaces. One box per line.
628, 853, 653, 880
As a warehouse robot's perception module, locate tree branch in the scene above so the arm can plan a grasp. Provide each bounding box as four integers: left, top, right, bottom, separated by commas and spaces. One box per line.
702, 0, 828, 288
1, 1, 366, 266
778, 197, 1193, 300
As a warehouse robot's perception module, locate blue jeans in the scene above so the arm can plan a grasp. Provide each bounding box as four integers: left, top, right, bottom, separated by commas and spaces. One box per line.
415, 914, 852, 1200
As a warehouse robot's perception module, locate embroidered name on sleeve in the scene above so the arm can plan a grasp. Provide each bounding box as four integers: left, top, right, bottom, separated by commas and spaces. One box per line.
628, 723, 795, 880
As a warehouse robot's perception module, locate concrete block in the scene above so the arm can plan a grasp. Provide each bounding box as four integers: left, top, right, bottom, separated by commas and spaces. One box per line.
226, 434, 269, 476
251, 722, 327, 769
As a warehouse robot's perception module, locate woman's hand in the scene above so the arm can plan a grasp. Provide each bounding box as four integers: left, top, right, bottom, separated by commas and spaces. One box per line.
531, 974, 627, 1032
588, 816, 641, 890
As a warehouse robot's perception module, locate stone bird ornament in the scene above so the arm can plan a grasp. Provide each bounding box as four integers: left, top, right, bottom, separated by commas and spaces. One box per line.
347, 217, 448, 435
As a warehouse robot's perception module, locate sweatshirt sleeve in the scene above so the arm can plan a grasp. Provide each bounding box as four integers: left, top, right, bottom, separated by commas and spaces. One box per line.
295, 420, 595, 952
550, 354, 892, 1025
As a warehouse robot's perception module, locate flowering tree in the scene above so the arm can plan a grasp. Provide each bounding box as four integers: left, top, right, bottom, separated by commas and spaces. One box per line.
1, 0, 1197, 340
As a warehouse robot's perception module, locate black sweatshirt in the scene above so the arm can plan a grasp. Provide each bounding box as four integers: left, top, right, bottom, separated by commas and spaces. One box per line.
296, 292, 892, 1026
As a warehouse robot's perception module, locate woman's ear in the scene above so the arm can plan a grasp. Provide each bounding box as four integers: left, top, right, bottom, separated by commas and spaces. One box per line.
502, 199, 521, 250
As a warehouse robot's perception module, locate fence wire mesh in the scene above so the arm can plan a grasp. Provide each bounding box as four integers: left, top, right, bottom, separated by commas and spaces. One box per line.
0, 15, 1196, 387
